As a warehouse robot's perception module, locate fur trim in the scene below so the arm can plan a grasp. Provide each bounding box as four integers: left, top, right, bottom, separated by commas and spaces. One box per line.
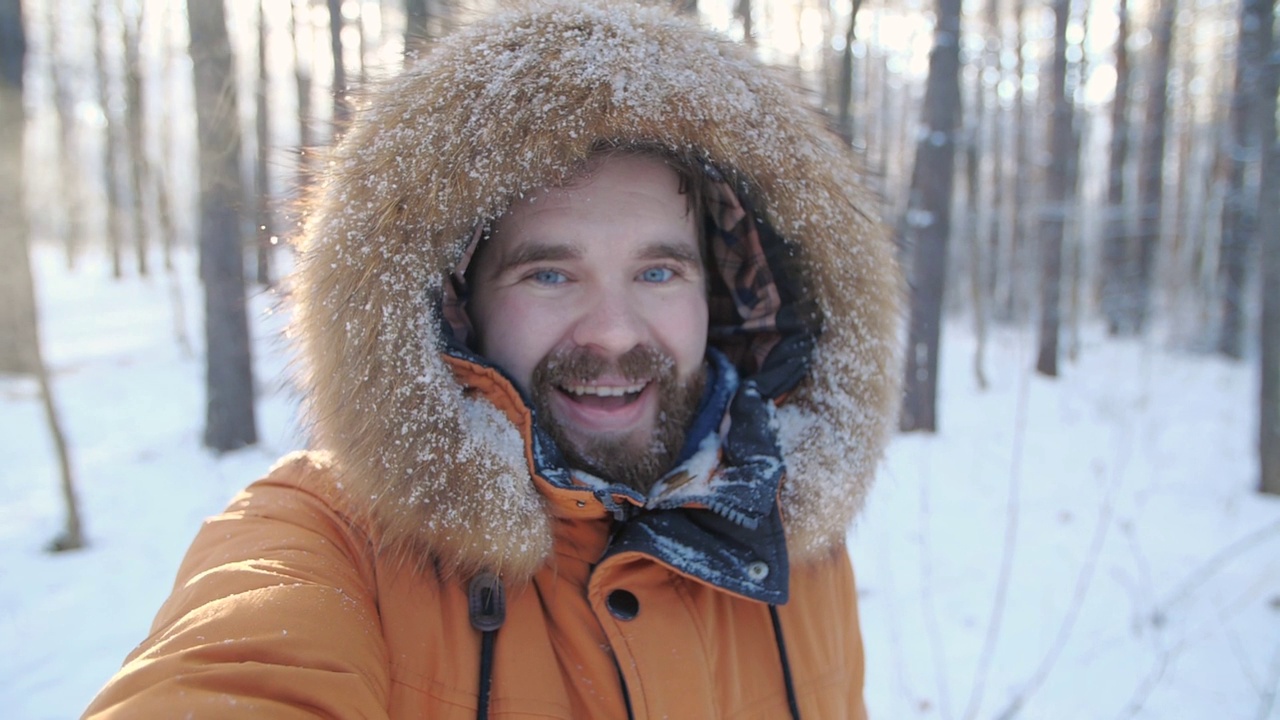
289, 0, 901, 580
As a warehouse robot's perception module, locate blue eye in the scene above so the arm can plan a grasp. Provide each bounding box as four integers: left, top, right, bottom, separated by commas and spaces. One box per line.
640, 267, 675, 283
530, 269, 567, 285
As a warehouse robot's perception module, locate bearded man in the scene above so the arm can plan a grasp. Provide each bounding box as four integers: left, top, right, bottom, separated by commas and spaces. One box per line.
85, 2, 901, 718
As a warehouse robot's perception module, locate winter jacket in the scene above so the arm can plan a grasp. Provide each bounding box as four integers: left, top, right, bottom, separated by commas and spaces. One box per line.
84, 2, 901, 718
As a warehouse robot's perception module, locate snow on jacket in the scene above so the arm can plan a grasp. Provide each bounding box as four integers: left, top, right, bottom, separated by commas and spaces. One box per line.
84, 2, 901, 718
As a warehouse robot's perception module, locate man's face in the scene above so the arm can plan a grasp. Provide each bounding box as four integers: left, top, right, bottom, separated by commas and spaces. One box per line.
468, 154, 710, 490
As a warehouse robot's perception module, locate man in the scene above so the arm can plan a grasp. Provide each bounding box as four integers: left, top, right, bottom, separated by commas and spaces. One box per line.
84, 2, 901, 718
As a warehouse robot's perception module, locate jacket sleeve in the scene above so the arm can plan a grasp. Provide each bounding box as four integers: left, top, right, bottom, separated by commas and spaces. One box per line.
83, 454, 391, 719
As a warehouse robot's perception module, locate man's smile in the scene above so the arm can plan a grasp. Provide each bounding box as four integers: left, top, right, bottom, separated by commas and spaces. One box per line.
550, 380, 658, 434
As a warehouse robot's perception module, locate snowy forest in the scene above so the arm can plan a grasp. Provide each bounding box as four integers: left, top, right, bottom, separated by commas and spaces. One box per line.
2, 0, 1279, 718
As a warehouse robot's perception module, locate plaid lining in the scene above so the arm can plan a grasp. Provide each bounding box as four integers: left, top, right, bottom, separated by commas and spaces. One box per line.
704, 178, 783, 375
442, 224, 487, 347
440, 172, 787, 376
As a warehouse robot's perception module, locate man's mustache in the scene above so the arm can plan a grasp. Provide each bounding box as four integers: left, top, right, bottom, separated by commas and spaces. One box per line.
534, 345, 677, 387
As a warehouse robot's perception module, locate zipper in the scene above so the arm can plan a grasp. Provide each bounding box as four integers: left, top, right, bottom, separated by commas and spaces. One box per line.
614, 656, 637, 720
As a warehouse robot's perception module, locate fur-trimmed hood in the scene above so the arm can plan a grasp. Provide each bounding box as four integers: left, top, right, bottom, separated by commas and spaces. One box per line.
290, 0, 902, 584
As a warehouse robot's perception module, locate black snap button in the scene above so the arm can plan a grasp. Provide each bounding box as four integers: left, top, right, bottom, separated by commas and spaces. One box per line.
606, 589, 639, 620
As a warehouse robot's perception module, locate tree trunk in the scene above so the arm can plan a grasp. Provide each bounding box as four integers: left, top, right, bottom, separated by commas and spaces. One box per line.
48, 0, 86, 270
1256, 0, 1279, 494
675, 0, 698, 16
834, 0, 863, 146
405, 0, 430, 59
1, 0, 85, 551
900, 0, 963, 433
153, 0, 178, 273
256, 0, 274, 287
1036, 0, 1075, 377
293, 0, 316, 207
966, 2, 991, 391
94, 0, 126, 279
997, 0, 1031, 323
735, 0, 753, 45
328, 0, 350, 127
1101, 0, 1131, 334
982, 0, 1004, 335
0, 0, 35, 374
124, 6, 149, 277
1219, 0, 1270, 359
189, 0, 258, 453
1131, 0, 1177, 334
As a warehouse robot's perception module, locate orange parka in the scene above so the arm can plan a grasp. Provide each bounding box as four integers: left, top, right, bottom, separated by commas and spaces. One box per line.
84, 2, 902, 718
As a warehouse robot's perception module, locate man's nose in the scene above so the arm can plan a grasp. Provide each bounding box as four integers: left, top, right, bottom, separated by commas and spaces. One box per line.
570, 285, 645, 356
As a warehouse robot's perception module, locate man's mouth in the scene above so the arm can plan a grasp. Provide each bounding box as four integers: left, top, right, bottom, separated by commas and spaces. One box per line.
557, 381, 648, 410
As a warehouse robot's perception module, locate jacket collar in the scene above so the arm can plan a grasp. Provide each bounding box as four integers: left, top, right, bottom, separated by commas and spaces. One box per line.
442, 346, 791, 602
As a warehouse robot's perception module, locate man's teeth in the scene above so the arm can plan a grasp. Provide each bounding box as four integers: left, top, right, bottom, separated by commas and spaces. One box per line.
563, 383, 646, 397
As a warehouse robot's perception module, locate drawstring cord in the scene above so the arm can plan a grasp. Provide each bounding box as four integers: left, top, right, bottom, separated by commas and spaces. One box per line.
468, 572, 506, 720
769, 604, 802, 720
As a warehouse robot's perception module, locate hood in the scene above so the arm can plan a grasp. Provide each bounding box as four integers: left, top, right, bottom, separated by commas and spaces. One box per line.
289, 0, 902, 583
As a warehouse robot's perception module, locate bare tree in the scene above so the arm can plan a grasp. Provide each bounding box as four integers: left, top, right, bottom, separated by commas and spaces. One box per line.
1, 0, 85, 551
1218, 0, 1271, 358
834, 0, 864, 146
47, 0, 87, 270
1101, 0, 1132, 334
1257, 0, 1279, 494
328, 0, 351, 126
0, 0, 35, 374
967, 0, 1004, 391
995, 0, 1032, 323
152, 0, 179, 273
189, 0, 258, 452
406, 0, 431, 59
293, 0, 316, 186
123, 3, 149, 277
901, 0, 963, 432
1130, 0, 1177, 333
1036, 0, 1076, 377
255, 0, 274, 286
674, 0, 698, 16
94, 0, 127, 278
735, 0, 754, 45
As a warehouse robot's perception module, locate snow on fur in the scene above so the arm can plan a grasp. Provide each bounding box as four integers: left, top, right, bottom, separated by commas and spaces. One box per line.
289, 0, 902, 581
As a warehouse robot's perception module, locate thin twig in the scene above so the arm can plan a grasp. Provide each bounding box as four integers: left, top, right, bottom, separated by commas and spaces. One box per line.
1256, 639, 1280, 720
919, 450, 954, 720
1154, 519, 1280, 620
993, 462, 1123, 720
1114, 643, 1173, 720
962, 341, 1033, 720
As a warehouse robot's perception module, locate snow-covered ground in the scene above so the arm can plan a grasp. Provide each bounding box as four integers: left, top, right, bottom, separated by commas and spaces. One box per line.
2, 249, 1278, 719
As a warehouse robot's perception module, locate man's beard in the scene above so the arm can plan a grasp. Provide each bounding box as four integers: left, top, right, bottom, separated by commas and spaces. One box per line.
531, 346, 706, 494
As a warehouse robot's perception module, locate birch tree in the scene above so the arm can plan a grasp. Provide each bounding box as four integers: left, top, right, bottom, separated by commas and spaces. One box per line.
1101, 0, 1132, 334
1218, 0, 1271, 358
1036, 0, 1076, 376
1, 0, 85, 551
900, 0, 963, 432
0, 0, 35, 374
1256, 0, 1279, 494
189, 0, 258, 452
1130, 0, 1177, 333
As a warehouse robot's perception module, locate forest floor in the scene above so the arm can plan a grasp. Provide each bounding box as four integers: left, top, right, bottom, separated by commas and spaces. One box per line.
2, 248, 1278, 719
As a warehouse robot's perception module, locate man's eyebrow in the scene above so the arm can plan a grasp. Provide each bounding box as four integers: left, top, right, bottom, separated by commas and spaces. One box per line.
635, 241, 702, 267
491, 242, 583, 277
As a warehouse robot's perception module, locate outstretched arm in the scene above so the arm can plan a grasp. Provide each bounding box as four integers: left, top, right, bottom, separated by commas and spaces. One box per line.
84, 454, 391, 719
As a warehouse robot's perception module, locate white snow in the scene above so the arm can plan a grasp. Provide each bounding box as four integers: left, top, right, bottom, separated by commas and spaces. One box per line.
2, 247, 1279, 719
